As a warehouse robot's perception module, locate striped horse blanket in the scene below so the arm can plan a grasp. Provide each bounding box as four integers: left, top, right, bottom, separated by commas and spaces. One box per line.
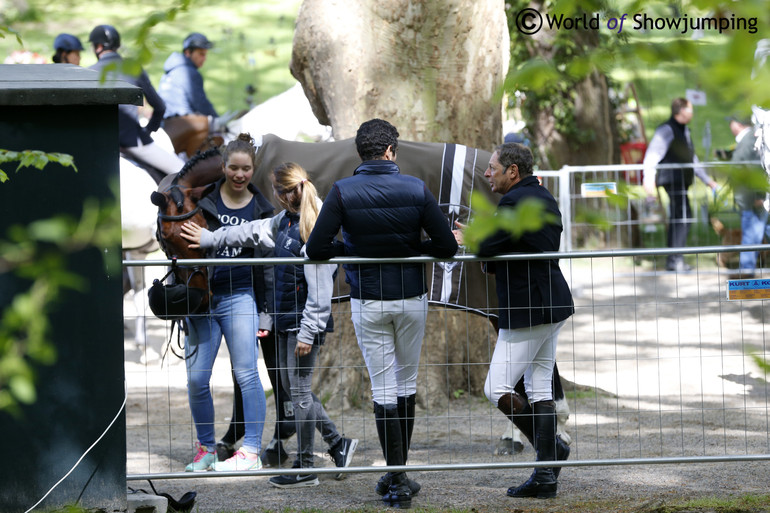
252, 134, 498, 317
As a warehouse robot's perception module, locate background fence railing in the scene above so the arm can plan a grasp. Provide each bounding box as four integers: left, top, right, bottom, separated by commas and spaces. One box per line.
536, 160, 763, 252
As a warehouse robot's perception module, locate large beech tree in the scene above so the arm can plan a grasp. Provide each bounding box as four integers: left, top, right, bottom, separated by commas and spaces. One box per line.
290, 0, 510, 149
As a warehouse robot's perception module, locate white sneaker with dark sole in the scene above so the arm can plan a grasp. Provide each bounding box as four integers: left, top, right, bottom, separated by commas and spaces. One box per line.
268, 473, 320, 488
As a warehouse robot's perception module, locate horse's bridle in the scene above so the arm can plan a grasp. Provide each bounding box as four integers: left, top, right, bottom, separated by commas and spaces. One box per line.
154, 185, 209, 296
157, 205, 202, 222
157, 183, 202, 222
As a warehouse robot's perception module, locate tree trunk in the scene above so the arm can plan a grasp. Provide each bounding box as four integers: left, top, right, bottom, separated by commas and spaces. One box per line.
518, 1, 620, 169
315, 307, 495, 410
290, 0, 509, 149
291, 0, 509, 402
531, 69, 620, 168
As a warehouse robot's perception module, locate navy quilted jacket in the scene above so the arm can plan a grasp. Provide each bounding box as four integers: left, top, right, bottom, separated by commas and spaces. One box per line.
306, 159, 457, 300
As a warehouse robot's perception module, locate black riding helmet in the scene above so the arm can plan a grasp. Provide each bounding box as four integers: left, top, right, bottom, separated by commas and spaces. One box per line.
53, 33, 84, 52
89, 24, 121, 51
183, 32, 213, 51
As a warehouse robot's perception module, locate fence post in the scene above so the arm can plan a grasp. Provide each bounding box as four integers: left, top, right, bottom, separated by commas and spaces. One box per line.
558, 166, 573, 252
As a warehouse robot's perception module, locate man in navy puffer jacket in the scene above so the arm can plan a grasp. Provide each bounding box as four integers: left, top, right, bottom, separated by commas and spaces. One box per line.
306, 119, 457, 508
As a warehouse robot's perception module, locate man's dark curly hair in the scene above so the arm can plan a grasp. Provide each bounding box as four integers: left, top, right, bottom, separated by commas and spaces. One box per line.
355, 119, 399, 161
495, 142, 534, 177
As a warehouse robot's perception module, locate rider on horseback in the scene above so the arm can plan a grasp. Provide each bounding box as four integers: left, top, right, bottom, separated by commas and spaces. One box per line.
159, 33, 230, 159
88, 24, 185, 176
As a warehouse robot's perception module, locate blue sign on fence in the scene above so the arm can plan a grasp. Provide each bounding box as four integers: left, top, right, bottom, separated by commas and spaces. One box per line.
580, 182, 617, 198
727, 278, 770, 300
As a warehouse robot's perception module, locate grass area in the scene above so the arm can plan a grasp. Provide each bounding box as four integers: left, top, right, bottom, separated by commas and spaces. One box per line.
1, 0, 302, 113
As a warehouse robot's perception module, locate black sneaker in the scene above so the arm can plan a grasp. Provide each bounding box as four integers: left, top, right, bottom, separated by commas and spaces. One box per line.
261, 438, 290, 467
215, 441, 236, 462
328, 437, 358, 480
375, 473, 421, 496
269, 473, 319, 489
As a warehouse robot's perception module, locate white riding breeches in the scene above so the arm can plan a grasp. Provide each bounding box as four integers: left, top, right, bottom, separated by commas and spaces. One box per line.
123, 141, 186, 175
351, 294, 428, 405
485, 320, 566, 405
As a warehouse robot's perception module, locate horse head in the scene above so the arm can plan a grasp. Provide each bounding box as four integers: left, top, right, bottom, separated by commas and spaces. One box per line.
150, 148, 224, 315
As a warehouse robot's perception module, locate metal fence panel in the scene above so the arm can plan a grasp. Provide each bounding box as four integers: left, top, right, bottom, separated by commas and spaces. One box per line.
123, 248, 770, 482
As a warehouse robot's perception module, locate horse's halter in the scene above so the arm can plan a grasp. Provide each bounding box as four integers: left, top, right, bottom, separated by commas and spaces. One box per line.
155, 183, 208, 286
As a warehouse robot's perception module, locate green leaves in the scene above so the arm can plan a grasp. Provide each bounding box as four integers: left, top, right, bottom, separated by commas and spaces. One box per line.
0, 26, 22, 45
462, 192, 558, 253
0, 198, 119, 415
0, 149, 78, 182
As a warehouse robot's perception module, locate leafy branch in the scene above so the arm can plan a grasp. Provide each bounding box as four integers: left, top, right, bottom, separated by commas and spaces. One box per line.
463, 191, 558, 253
0, 150, 78, 183
94, 0, 192, 79
0, 25, 22, 45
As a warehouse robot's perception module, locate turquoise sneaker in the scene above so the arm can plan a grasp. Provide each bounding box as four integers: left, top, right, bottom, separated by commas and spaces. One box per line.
185, 444, 216, 472
212, 450, 262, 471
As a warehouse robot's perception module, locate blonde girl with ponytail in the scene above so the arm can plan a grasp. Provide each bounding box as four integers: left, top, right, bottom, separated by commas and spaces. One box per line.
181, 162, 358, 486
270, 162, 321, 242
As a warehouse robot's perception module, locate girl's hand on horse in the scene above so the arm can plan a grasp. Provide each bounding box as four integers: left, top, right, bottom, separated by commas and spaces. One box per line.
180, 221, 203, 248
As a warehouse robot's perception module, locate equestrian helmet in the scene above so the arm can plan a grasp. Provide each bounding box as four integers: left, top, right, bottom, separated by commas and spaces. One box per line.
88, 24, 121, 50
148, 280, 208, 321
53, 33, 84, 52
183, 32, 213, 51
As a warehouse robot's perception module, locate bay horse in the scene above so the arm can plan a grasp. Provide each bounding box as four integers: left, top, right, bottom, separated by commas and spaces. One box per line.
150, 148, 224, 315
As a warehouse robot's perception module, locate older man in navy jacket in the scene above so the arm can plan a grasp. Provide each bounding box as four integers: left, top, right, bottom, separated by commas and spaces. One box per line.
454, 142, 573, 500
306, 119, 457, 508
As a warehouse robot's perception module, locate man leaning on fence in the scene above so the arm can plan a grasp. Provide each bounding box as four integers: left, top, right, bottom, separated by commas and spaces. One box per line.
453, 142, 574, 499
306, 118, 458, 508
643, 97, 718, 272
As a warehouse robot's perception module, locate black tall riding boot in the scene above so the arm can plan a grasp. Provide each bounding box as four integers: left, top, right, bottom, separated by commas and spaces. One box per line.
398, 394, 416, 461
507, 400, 558, 499
497, 393, 569, 479
375, 396, 421, 497
374, 402, 412, 509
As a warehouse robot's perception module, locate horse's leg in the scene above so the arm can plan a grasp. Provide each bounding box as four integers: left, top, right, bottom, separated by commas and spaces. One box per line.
496, 362, 571, 454
124, 249, 147, 348
552, 363, 572, 445
126, 249, 162, 363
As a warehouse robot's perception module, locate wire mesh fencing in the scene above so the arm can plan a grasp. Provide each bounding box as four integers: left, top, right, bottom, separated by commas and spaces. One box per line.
123, 247, 770, 482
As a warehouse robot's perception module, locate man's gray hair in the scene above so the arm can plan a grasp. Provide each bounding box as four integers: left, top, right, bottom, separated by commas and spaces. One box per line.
494, 142, 534, 177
